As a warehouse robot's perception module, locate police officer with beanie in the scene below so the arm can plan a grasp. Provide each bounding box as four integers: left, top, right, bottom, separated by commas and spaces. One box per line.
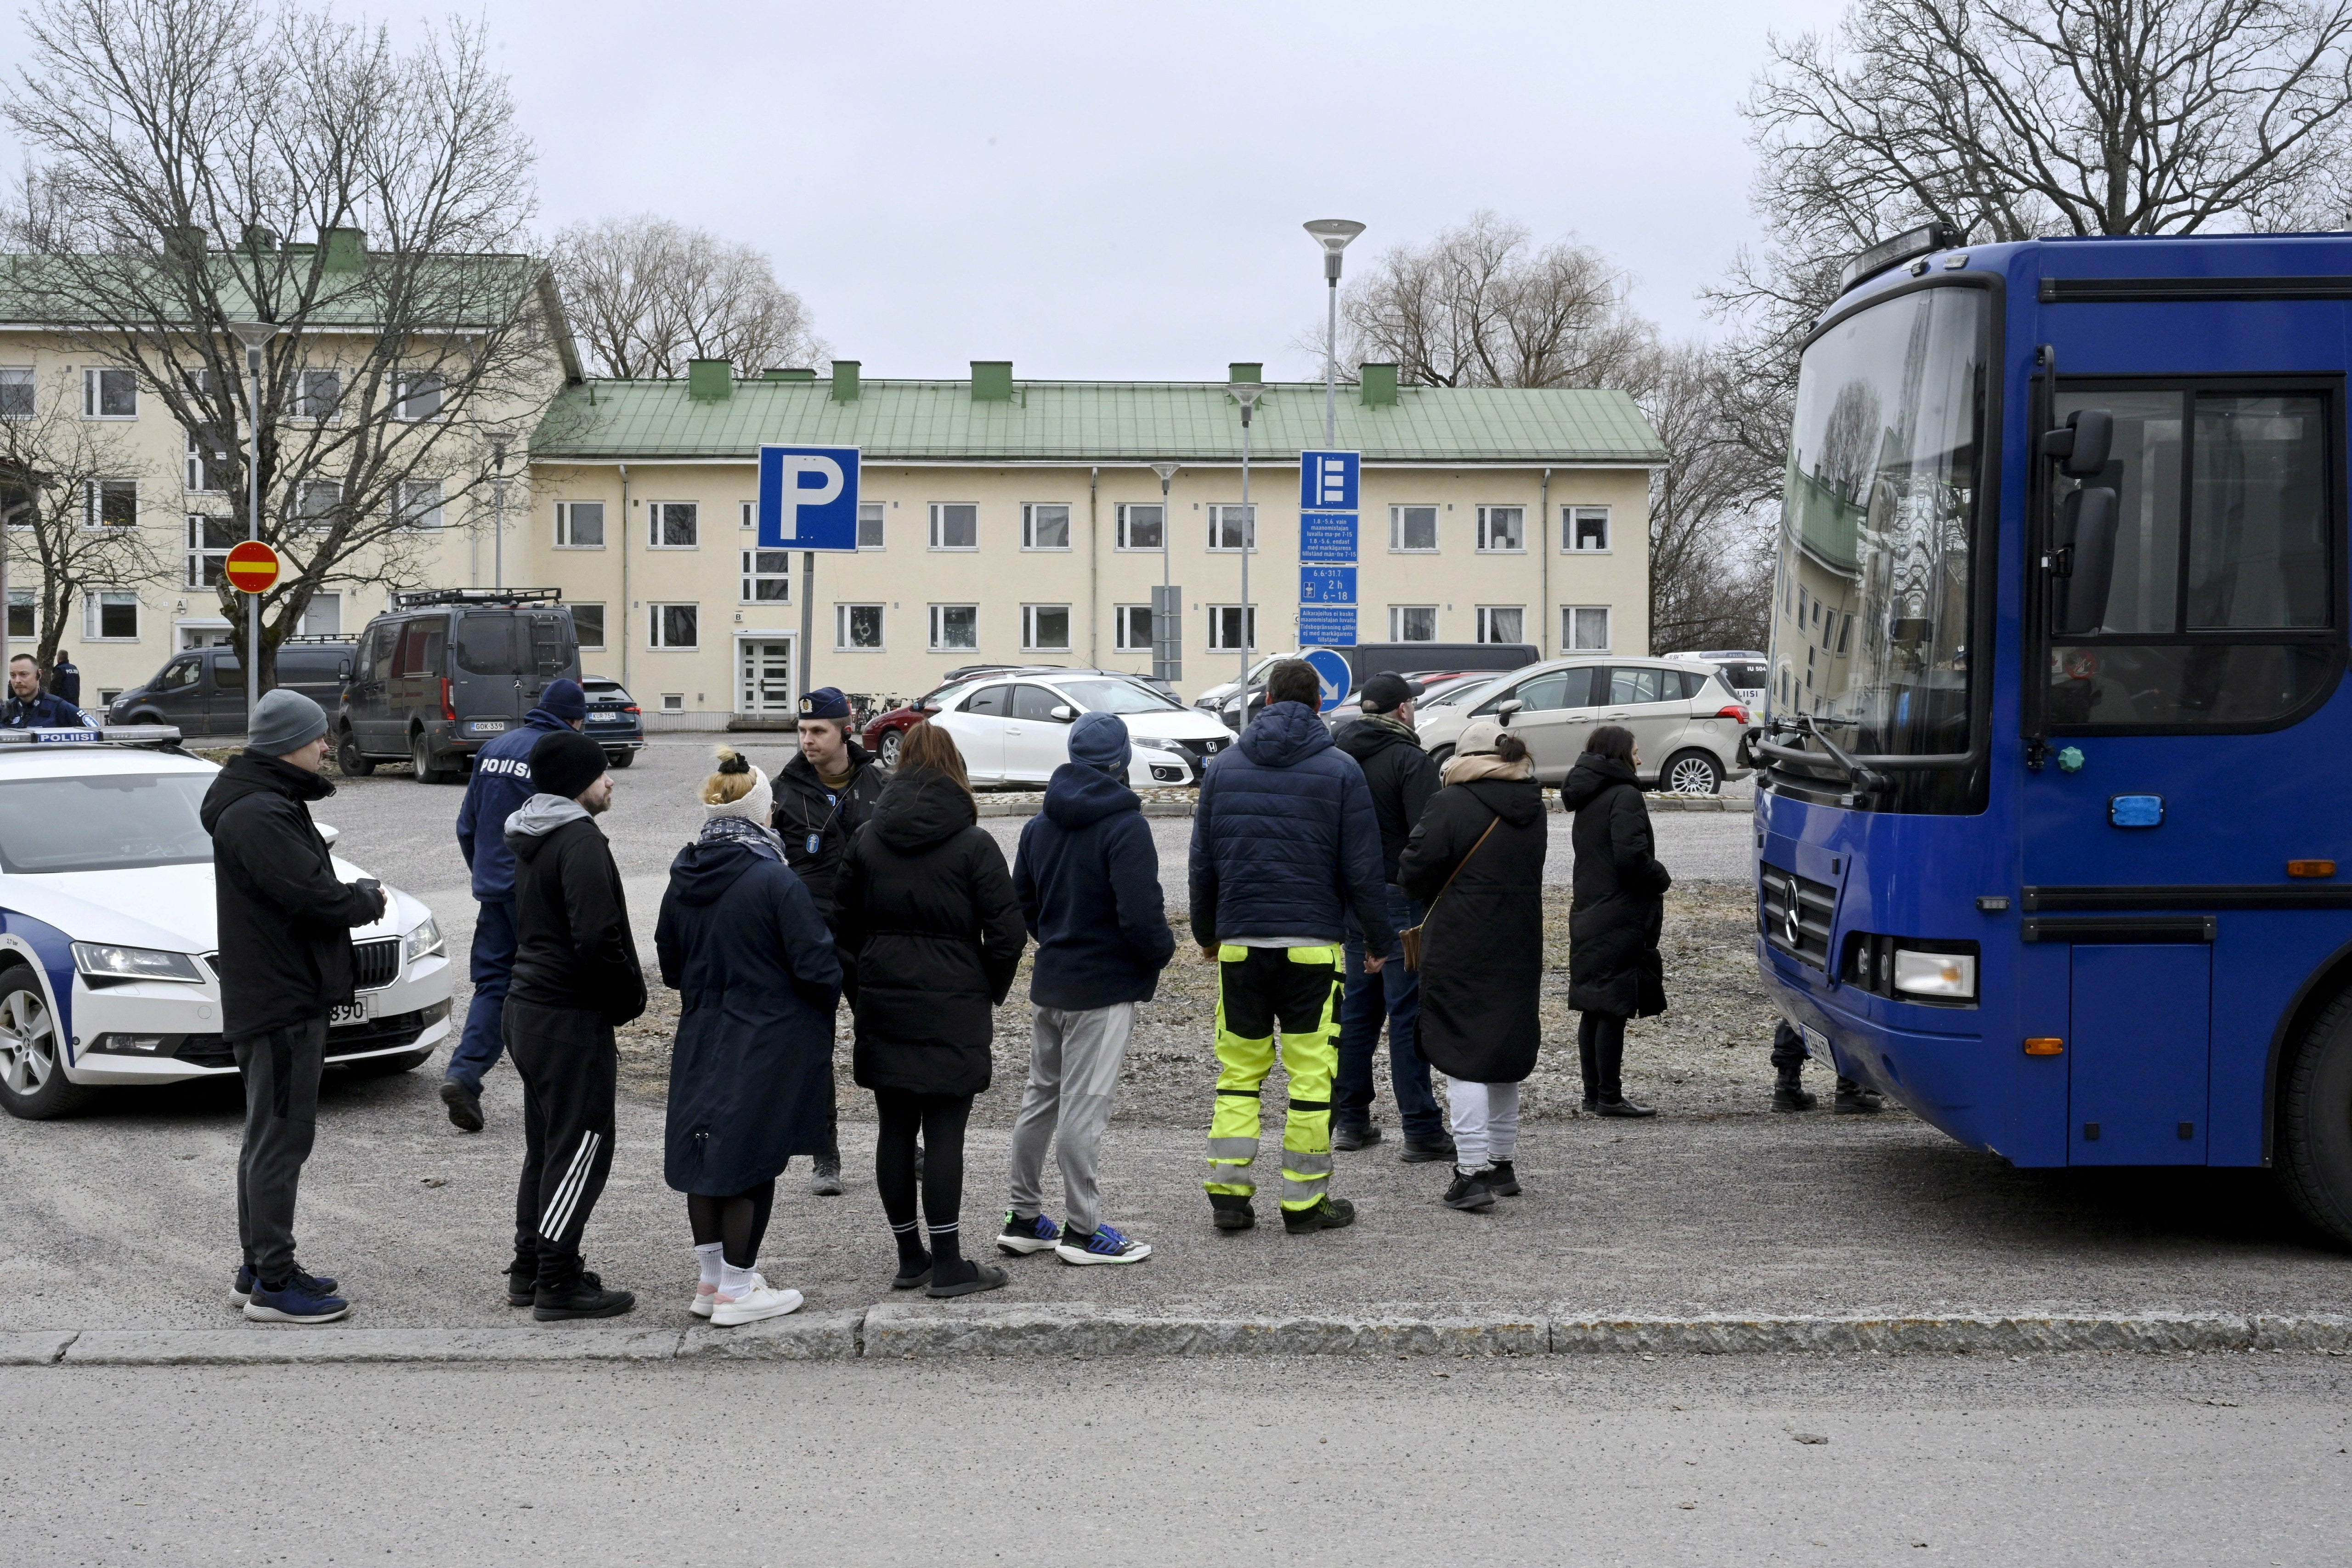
502, 727, 646, 1320
200, 689, 388, 1324
441, 677, 590, 1132
772, 685, 886, 1194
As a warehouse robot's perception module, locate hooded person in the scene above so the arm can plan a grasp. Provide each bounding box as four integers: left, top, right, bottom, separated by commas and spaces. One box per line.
655, 747, 842, 1327
835, 720, 1027, 1298
1396, 718, 1549, 1211
998, 711, 1176, 1267
501, 727, 647, 1321
1561, 724, 1671, 1119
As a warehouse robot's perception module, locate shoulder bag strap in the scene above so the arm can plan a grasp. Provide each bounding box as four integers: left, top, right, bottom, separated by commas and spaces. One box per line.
1426, 814, 1500, 916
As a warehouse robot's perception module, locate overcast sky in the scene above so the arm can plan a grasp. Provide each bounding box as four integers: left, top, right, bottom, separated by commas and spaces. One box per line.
5, 0, 1858, 380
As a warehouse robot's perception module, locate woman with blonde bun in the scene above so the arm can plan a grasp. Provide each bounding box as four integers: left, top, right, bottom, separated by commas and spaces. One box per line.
654, 747, 842, 1325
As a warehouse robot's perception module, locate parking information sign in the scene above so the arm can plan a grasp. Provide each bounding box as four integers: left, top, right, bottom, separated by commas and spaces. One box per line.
1300, 646, 1353, 713
1299, 511, 1357, 563
1299, 566, 1356, 604
1299, 450, 1359, 512
1297, 449, 1361, 644
756, 445, 861, 551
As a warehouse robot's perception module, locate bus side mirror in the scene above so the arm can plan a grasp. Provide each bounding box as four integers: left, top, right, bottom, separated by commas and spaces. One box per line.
2054, 486, 2120, 635
2042, 409, 2114, 478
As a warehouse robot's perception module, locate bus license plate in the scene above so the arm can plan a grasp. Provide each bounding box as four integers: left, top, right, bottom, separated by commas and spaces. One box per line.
329, 999, 371, 1029
1801, 1022, 1831, 1065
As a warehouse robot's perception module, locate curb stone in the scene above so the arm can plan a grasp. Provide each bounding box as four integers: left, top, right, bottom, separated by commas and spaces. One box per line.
674, 1310, 863, 1361
861, 1303, 1545, 1359
1546, 1314, 2352, 1355
1, 1331, 78, 1366
59, 1326, 683, 1366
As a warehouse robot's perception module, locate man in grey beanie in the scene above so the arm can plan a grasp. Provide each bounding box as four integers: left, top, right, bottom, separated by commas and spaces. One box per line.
200, 687, 389, 1322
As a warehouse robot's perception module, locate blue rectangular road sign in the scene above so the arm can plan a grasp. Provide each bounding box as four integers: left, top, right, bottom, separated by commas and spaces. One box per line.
1297, 605, 1357, 646
1299, 511, 1357, 563
1299, 449, 1359, 512
1300, 566, 1356, 604
757, 445, 862, 550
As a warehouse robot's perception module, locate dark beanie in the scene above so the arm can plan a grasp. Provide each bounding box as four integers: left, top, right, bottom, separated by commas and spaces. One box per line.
531, 728, 609, 801
536, 678, 588, 723
797, 685, 851, 720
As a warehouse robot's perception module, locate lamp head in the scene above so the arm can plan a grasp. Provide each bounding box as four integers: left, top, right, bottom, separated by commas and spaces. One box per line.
1149, 462, 1179, 485
489, 436, 511, 472
1227, 383, 1263, 411
1304, 219, 1367, 281
226, 320, 279, 348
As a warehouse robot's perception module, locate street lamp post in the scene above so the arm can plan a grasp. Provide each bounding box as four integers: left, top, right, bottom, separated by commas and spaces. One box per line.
1149, 461, 1178, 684
1227, 381, 1262, 689
1303, 220, 1366, 446
489, 436, 510, 589
227, 321, 281, 729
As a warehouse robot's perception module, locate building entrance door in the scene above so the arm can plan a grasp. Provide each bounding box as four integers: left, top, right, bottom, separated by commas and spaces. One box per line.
738, 637, 796, 716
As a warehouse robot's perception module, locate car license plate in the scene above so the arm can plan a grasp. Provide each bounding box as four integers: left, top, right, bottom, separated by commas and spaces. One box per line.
329, 999, 370, 1029
1801, 1022, 1831, 1065
474, 720, 507, 733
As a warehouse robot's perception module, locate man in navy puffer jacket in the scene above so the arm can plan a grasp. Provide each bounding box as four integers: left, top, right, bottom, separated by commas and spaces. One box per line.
1188, 660, 1394, 1235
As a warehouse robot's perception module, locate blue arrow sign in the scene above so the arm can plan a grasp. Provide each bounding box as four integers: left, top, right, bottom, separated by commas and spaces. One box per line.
1300, 645, 1354, 708
1299, 511, 1357, 563
756, 444, 862, 551
1299, 566, 1356, 604
1299, 450, 1359, 512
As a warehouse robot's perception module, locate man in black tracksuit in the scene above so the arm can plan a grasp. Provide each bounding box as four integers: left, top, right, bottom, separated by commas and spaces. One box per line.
503, 728, 647, 1320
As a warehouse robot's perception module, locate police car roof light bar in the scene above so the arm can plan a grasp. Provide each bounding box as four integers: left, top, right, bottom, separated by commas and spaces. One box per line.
0, 724, 184, 748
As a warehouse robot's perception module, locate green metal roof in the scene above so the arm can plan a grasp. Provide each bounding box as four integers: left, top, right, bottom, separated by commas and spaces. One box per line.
530, 377, 1667, 465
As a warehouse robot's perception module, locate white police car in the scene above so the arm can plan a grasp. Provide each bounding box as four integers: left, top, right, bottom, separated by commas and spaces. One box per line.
0, 726, 454, 1119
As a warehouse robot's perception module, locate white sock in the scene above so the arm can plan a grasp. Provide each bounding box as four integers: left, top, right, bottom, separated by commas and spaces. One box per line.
695, 1243, 723, 1289
719, 1258, 759, 1298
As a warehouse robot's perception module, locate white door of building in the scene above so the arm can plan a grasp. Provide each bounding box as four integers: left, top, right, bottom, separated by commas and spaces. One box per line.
737, 637, 796, 716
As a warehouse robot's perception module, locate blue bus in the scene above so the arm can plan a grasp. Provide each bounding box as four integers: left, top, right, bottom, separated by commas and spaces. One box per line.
1755, 224, 2352, 1246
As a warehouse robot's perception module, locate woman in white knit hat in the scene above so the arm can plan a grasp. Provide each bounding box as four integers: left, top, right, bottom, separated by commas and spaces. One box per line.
654, 747, 843, 1325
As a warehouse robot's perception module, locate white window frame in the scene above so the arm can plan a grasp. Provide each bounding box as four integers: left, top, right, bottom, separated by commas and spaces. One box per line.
571, 603, 606, 651
740, 548, 792, 605
391, 373, 444, 422
1564, 505, 1611, 553
184, 514, 232, 587
85, 478, 137, 528
1115, 502, 1165, 552
398, 479, 443, 532
648, 601, 700, 651
1389, 605, 1437, 642
1389, 504, 1439, 554
1021, 603, 1073, 653
554, 500, 605, 549
858, 500, 885, 549
6, 588, 37, 640
1021, 502, 1073, 551
1114, 603, 1153, 652
0, 365, 33, 419
928, 603, 979, 652
288, 368, 340, 423
1205, 603, 1257, 651
294, 479, 342, 532
185, 423, 230, 493
835, 603, 886, 651
300, 592, 342, 636
1476, 505, 1526, 554
1475, 605, 1525, 644
739, 500, 757, 531
648, 501, 699, 549
81, 589, 139, 642
929, 502, 978, 551
1207, 504, 1256, 553
81, 366, 136, 419
1564, 604, 1611, 651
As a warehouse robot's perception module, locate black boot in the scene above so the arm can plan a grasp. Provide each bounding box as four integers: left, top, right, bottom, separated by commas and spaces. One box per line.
1210, 1194, 1256, 1232
1442, 1166, 1496, 1212
1486, 1159, 1521, 1196
1596, 1096, 1656, 1118
503, 1256, 536, 1308
532, 1264, 635, 1322
1834, 1076, 1885, 1115
1772, 1067, 1817, 1113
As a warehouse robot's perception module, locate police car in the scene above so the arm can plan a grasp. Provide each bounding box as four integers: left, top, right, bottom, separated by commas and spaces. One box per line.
0, 726, 454, 1119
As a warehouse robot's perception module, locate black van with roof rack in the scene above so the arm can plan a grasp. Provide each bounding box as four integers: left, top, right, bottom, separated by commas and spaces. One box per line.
107, 637, 356, 736
335, 589, 582, 783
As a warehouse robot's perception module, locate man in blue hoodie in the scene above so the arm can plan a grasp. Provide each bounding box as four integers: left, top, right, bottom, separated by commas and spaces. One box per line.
442, 678, 588, 1132
1000, 712, 1176, 1266
1189, 660, 1395, 1235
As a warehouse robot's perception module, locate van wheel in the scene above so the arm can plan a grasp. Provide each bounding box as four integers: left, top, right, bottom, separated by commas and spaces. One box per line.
0, 970, 92, 1121
337, 729, 375, 776
410, 730, 452, 784
605, 749, 635, 770
129, 708, 167, 727
1662, 750, 1723, 795
2278, 988, 2352, 1248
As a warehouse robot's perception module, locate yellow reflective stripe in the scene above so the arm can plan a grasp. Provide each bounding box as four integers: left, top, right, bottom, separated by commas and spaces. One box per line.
1218, 944, 1249, 962
1286, 945, 1340, 966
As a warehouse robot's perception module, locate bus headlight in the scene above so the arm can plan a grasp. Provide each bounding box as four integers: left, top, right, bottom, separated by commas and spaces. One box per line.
1893, 949, 1977, 1001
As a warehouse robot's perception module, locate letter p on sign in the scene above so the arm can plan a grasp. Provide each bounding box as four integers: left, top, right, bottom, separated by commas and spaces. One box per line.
757, 444, 862, 551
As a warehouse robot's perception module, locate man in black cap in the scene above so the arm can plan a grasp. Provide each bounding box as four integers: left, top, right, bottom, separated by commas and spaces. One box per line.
501, 728, 645, 1320
1330, 672, 1452, 1160
773, 685, 886, 1195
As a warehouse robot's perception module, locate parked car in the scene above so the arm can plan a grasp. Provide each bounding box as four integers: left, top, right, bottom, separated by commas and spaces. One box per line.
869, 668, 1182, 768
1665, 648, 1770, 712
107, 639, 355, 737
1414, 656, 1754, 793
334, 588, 582, 784
0, 728, 455, 1119
582, 677, 643, 767
1321, 670, 1504, 727
1199, 643, 1541, 730
928, 672, 1212, 788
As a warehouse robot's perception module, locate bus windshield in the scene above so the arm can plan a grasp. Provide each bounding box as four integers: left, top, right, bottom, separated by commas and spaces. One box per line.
1771, 285, 1985, 764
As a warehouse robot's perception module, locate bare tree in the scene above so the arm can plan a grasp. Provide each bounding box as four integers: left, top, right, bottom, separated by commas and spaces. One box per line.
552, 215, 826, 379
0, 368, 170, 674
1627, 344, 1780, 653
2, 0, 559, 688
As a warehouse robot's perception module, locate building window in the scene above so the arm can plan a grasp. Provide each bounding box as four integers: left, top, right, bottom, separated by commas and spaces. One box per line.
1390, 605, 1437, 642
1023, 603, 1071, 651
86, 479, 137, 528
289, 369, 340, 421
392, 373, 443, 421
836, 603, 885, 650
1476, 506, 1524, 553
1206, 604, 1256, 651
1566, 506, 1610, 552
858, 501, 885, 548
1564, 605, 1611, 650
1116, 503, 1164, 550
82, 367, 136, 418
1390, 505, 1438, 553
648, 602, 699, 650
300, 593, 341, 635
6, 589, 34, 639
1208, 504, 1255, 552
554, 500, 605, 548
740, 549, 791, 603
0, 366, 33, 419
398, 480, 442, 531
739, 500, 756, 531
1476, 606, 1524, 644
185, 422, 230, 493
296, 480, 342, 531
571, 603, 605, 649
929, 604, 978, 651
1114, 604, 1153, 651
930, 503, 977, 549
185, 515, 233, 586
1022, 503, 1071, 550
649, 501, 697, 548
82, 589, 139, 641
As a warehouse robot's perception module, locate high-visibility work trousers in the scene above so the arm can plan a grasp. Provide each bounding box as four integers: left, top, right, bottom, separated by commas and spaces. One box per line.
1205, 944, 1344, 1212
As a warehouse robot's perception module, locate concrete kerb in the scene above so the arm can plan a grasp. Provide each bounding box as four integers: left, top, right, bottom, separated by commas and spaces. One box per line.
9, 1312, 2350, 1367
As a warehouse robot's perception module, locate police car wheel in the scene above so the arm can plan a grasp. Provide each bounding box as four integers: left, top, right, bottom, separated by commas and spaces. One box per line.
2278, 987, 2352, 1249
337, 729, 375, 777
0, 970, 92, 1121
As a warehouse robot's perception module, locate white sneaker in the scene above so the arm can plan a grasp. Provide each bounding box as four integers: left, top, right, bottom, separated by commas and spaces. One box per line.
690, 1285, 717, 1318
710, 1282, 805, 1326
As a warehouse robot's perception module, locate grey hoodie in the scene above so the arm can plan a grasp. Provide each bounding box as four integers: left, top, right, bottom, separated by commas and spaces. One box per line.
504, 792, 590, 848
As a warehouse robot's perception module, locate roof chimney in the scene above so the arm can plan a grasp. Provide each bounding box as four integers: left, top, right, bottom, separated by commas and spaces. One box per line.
1228, 362, 1263, 385
321, 227, 366, 272
971, 360, 1013, 402
687, 358, 734, 400
161, 226, 208, 263
1359, 362, 1398, 408
831, 360, 860, 402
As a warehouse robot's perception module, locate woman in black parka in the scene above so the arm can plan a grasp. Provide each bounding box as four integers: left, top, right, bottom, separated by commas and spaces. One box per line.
1562, 724, 1671, 1119
656, 748, 842, 1327
836, 721, 1027, 1298
1397, 719, 1547, 1213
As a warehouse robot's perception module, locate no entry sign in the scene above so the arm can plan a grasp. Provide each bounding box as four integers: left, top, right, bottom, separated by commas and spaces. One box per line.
223, 540, 281, 594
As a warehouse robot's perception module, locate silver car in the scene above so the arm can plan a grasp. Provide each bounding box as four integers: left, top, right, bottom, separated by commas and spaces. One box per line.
1412, 656, 1755, 793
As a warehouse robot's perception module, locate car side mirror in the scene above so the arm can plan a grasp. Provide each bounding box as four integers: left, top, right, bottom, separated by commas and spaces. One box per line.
337, 658, 351, 680
316, 823, 340, 846
922, 701, 940, 714
2041, 409, 2114, 478
1049, 704, 1075, 722
1498, 699, 1524, 727
2054, 485, 2120, 636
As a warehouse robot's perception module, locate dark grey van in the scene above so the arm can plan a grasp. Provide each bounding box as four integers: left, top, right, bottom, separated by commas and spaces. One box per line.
335, 588, 581, 783
107, 638, 356, 737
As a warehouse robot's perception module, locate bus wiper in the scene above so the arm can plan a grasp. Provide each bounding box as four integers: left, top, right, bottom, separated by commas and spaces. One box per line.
1767, 713, 1887, 793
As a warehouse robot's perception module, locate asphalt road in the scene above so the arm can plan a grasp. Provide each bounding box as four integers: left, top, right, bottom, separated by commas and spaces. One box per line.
4, 1354, 2346, 1566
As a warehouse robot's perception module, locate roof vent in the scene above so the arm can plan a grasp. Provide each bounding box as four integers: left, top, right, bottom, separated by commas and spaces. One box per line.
761, 367, 816, 382
321, 227, 366, 272
1228, 362, 1263, 385
1359, 362, 1398, 408
831, 360, 860, 402
160, 226, 207, 262
687, 358, 734, 400
971, 360, 1013, 402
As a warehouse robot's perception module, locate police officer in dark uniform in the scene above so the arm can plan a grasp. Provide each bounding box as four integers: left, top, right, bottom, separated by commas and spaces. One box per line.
771, 686, 888, 1194
4, 653, 98, 728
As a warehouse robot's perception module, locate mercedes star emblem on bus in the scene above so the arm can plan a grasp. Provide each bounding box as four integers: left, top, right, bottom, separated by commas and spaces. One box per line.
1783, 877, 1803, 948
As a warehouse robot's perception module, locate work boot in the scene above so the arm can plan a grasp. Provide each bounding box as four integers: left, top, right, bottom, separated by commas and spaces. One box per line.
439, 1078, 484, 1133
1772, 1069, 1818, 1113
1282, 1195, 1357, 1234
1398, 1135, 1457, 1164
1331, 1120, 1383, 1152
809, 1155, 845, 1197
1442, 1167, 1496, 1212
1595, 1096, 1656, 1119
1834, 1079, 1885, 1115
503, 1256, 536, 1308
1485, 1159, 1521, 1196
1210, 1196, 1256, 1233
532, 1268, 635, 1322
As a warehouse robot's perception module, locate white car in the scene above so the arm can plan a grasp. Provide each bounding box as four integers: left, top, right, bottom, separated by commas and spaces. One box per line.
1413, 656, 1756, 793
929, 672, 1229, 787
0, 730, 455, 1119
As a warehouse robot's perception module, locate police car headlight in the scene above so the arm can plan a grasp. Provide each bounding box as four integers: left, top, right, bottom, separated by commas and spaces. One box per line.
1893, 949, 1976, 1001
72, 942, 206, 985
403, 917, 445, 965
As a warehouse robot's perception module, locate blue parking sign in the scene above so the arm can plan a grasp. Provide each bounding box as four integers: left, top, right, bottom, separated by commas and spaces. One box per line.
1300, 566, 1356, 604
1298, 449, 1358, 512
757, 445, 861, 551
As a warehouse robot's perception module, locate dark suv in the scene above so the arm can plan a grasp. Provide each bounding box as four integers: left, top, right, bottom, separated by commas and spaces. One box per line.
336, 589, 582, 782
582, 676, 644, 767
108, 639, 355, 736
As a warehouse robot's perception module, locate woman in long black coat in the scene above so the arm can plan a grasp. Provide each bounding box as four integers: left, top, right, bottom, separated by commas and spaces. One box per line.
836, 720, 1026, 1298
1562, 724, 1671, 1119
656, 748, 842, 1327
1397, 719, 1548, 1212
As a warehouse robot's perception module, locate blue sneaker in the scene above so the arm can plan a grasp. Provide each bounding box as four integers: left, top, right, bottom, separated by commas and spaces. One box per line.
996, 1210, 1060, 1256
1055, 1222, 1152, 1266
243, 1279, 351, 1324
231, 1263, 339, 1307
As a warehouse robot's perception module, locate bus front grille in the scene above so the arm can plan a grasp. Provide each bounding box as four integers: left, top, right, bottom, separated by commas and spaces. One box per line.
1760, 863, 1837, 969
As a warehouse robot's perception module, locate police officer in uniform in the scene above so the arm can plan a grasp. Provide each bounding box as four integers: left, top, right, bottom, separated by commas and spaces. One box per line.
4, 653, 98, 728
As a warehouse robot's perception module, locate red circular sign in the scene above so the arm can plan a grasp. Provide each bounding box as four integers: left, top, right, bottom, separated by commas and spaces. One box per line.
222, 540, 281, 594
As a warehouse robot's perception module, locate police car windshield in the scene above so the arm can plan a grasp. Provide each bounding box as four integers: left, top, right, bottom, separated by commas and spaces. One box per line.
1055, 679, 1182, 714
0, 773, 214, 874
